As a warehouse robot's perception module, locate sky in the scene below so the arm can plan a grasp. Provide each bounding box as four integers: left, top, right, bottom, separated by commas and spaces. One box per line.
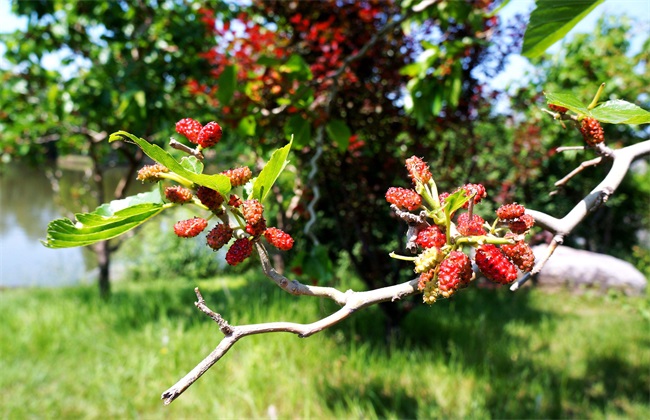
0, 0, 648, 88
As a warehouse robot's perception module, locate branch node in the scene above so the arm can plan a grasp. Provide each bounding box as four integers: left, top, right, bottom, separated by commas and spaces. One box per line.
169, 137, 205, 161
194, 288, 233, 335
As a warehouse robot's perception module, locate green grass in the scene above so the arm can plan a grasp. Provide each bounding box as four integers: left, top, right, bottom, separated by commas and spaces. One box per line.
1, 274, 649, 419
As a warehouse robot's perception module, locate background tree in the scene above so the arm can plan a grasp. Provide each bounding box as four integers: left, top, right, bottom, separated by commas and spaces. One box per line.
0, 0, 222, 296
506, 16, 649, 264
188, 0, 523, 330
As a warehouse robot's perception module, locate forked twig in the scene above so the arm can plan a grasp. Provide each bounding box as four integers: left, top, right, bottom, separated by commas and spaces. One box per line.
161, 245, 419, 405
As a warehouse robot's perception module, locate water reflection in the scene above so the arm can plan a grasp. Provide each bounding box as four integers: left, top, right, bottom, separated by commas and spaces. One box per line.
0, 161, 145, 287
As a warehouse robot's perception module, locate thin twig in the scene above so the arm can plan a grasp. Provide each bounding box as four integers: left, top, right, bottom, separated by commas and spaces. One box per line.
169, 138, 204, 160
553, 156, 603, 189
512, 138, 650, 290
162, 271, 419, 405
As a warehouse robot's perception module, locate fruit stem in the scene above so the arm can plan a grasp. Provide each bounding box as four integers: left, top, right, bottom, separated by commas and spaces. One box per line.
455, 235, 515, 246
587, 83, 605, 110
389, 252, 417, 261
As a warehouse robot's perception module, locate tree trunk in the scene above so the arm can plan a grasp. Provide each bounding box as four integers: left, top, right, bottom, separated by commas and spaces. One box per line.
95, 240, 111, 298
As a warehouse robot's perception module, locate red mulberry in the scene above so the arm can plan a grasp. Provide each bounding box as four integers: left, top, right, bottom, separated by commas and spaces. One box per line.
457, 213, 486, 236
461, 183, 486, 206
501, 241, 535, 272
437, 251, 473, 298
173, 217, 208, 238
497, 203, 525, 220
222, 167, 252, 187
246, 218, 267, 237
415, 225, 447, 249
228, 194, 242, 208
226, 238, 253, 266
405, 156, 432, 184
507, 214, 535, 234
176, 118, 203, 144
196, 186, 224, 211
475, 244, 518, 284
264, 227, 295, 251
580, 117, 605, 146
386, 187, 422, 211
417, 269, 435, 291
165, 186, 193, 204
197, 121, 222, 148
549, 104, 568, 113
242, 199, 264, 226
206, 224, 233, 251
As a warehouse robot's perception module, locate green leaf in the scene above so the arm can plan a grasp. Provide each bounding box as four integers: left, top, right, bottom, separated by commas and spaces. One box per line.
590, 100, 650, 125
238, 115, 256, 136
95, 189, 163, 217
180, 156, 204, 175
279, 54, 313, 81
217, 65, 237, 105
545, 91, 590, 115
443, 190, 470, 219
43, 203, 165, 248
284, 115, 311, 147
251, 137, 293, 203
522, 0, 604, 58
325, 119, 351, 153
109, 131, 231, 195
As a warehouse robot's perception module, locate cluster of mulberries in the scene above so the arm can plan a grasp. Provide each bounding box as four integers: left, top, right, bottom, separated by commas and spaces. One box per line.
387, 155, 537, 304
136, 118, 295, 267
175, 118, 222, 149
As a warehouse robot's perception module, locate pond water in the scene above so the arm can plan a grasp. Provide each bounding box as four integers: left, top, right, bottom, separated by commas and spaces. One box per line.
0, 161, 144, 288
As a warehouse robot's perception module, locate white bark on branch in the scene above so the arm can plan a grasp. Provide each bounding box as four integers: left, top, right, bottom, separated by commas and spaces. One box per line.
511, 139, 650, 290
161, 246, 419, 405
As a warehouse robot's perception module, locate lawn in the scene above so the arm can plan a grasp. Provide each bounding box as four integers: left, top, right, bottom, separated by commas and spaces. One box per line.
1, 273, 648, 418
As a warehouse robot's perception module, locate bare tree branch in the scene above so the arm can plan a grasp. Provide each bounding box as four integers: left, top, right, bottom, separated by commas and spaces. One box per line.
161, 248, 419, 405
512, 138, 650, 290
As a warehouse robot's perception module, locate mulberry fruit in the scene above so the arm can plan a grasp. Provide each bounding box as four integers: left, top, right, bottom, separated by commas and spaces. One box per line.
580, 117, 605, 146
415, 225, 447, 249
206, 224, 233, 251
176, 118, 203, 144
228, 194, 242, 208
405, 156, 432, 184
417, 269, 435, 291
437, 251, 473, 298
222, 167, 252, 187
422, 281, 439, 304
386, 187, 422, 211
165, 186, 193, 204
414, 247, 443, 273
497, 203, 525, 220
549, 104, 568, 113
507, 214, 535, 234
197, 121, 222, 148
475, 244, 518, 284
136, 163, 169, 182
457, 213, 486, 236
173, 217, 208, 238
461, 183, 487, 206
196, 186, 224, 211
246, 218, 267, 237
264, 227, 295, 251
501, 241, 535, 272
226, 238, 253, 266
242, 199, 264, 225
